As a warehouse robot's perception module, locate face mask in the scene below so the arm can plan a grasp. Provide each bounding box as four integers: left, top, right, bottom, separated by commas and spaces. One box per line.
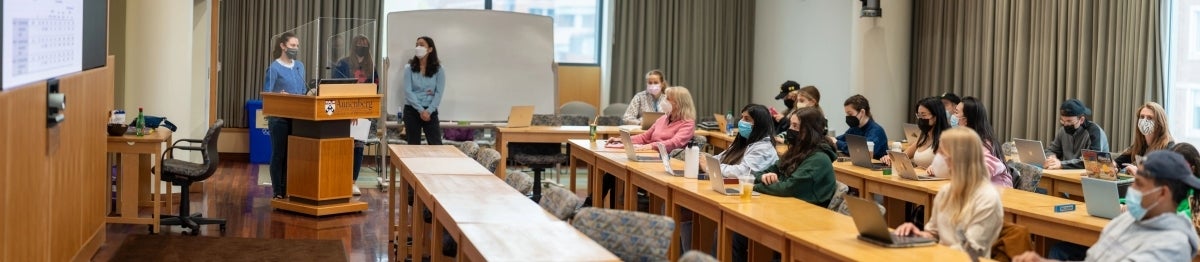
737, 120, 753, 139
929, 153, 950, 177
285, 48, 299, 59
415, 46, 428, 58
783, 99, 796, 109
355, 46, 369, 56
1138, 118, 1155, 135
947, 111, 959, 127
1063, 124, 1078, 135
784, 129, 798, 142
917, 118, 934, 133
845, 114, 861, 128
647, 84, 662, 95
1126, 186, 1164, 221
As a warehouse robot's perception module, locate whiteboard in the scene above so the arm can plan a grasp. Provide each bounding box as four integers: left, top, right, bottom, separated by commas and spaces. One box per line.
385, 10, 556, 122
2, 0, 84, 90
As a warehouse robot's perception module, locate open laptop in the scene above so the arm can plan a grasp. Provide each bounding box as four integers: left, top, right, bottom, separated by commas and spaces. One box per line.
713, 113, 728, 134
707, 155, 760, 196
902, 123, 921, 143
621, 129, 659, 162
641, 112, 665, 130
888, 151, 947, 181
1013, 139, 1047, 168
846, 196, 937, 248
506, 105, 535, 128
1081, 177, 1124, 219
847, 135, 886, 170
658, 143, 687, 176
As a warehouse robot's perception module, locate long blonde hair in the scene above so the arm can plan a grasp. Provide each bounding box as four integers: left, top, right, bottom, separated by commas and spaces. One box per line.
1129, 102, 1172, 156
937, 127, 991, 225
665, 86, 696, 122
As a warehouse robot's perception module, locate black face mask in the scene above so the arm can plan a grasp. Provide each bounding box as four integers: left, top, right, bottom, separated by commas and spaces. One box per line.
917, 118, 934, 133
845, 115, 861, 128
1063, 124, 1078, 135
784, 99, 796, 109
784, 129, 799, 142
355, 46, 369, 56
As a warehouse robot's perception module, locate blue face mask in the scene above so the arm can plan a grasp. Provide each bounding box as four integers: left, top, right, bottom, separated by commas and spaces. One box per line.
1125, 186, 1163, 221
947, 111, 959, 127
737, 120, 753, 139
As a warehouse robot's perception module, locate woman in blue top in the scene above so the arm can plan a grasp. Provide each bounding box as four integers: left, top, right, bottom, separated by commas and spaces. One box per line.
401, 36, 446, 145
263, 32, 306, 199
333, 35, 377, 195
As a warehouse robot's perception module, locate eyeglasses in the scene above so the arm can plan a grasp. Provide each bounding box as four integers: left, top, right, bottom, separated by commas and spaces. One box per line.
914, 113, 931, 119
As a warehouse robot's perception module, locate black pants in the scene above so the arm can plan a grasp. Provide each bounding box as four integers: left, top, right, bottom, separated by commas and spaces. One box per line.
402, 105, 443, 145
602, 174, 617, 207
267, 117, 291, 197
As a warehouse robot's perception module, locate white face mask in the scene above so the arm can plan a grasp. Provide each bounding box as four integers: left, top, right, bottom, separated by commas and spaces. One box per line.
1138, 118, 1155, 135
647, 84, 662, 95
929, 153, 950, 177
415, 46, 428, 58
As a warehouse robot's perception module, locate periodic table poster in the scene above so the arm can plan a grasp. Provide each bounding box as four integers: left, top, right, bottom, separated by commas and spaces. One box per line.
2, 0, 84, 90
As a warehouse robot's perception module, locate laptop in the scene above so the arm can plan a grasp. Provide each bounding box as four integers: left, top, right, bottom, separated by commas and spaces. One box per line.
641, 112, 665, 130
506, 105, 535, 128
902, 123, 921, 143
1081, 177, 1126, 219
713, 113, 728, 134
1013, 138, 1047, 168
658, 143, 686, 176
889, 151, 948, 181
847, 135, 886, 170
707, 155, 760, 196
621, 130, 659, 162
846, 196, 937, 248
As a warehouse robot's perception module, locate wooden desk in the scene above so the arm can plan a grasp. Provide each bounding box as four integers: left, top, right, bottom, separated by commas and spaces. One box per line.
458, 222, 619, 262
999, 187, 1107, 246
788, 229, 979, 261
429, 193, 556, 261
106, 127, 172, 233
1040, 169, 1087, 199
720, 197, 848, 261
833, 162, 945, 226
397, 157, 495, 261
495, 126, 603, 179
668, 179, 750, 260
594, 151, 635, 210
385, 145, 474, 261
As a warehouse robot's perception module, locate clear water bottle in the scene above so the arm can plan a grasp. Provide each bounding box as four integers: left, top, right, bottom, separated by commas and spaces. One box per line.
725, 110, 734, 136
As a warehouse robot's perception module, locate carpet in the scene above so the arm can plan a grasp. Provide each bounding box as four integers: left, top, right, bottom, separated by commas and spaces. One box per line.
108, 234, 347, 262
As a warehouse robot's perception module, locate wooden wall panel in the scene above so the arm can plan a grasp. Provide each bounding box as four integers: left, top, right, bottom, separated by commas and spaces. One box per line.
556, 65, 601, 113
0, 56, 113, 261
1, 82, 52, 262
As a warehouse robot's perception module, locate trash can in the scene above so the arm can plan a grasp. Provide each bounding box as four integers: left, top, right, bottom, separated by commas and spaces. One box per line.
246, 100, 271, 164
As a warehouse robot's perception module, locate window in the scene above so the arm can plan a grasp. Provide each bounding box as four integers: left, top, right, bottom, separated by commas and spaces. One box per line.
1167, 0, 1200, 142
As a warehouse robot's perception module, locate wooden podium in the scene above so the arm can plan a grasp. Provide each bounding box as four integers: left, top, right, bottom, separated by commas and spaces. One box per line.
263, 84, 379, 216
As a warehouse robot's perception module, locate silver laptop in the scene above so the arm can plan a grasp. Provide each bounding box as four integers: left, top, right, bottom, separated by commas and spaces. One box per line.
1081, 177, 1124, 219
641, 112, 665, 130
902, 123, 921, 143
847, 135, 886, 170
658, 143, 703, 177
621, 129, 659, 162
888, 151, 947, 181
707, 155, 760, 196
1013, 139, 1047, 168
846, 196, 937, 248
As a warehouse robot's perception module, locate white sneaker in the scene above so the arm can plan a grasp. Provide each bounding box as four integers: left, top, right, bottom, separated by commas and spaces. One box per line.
352, 185, 362, 196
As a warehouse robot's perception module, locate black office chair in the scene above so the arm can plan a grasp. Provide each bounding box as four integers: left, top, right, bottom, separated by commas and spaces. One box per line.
158, 119, 226, 235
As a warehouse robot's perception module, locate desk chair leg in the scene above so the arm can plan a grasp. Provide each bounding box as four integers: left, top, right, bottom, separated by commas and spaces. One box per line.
531, 167, 545, 202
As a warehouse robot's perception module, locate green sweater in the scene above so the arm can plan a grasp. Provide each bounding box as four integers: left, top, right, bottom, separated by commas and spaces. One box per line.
753, 145, 837, 207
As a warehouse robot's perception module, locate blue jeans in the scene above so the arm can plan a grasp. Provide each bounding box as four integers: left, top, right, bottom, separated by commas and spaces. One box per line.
268, 117, 291, 196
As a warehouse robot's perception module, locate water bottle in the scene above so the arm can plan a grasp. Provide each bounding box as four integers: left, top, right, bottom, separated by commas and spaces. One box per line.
725, 110, 734, 136
136, 107, 145, 137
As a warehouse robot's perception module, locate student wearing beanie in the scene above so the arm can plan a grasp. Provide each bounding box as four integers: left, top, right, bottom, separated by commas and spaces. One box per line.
1045, 99, 1110, 170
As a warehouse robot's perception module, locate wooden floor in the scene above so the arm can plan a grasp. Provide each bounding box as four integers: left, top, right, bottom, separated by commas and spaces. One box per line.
91, 159, 393, 261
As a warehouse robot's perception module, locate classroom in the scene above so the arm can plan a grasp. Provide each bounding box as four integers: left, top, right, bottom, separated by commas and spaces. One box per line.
2, 0, 1199, 261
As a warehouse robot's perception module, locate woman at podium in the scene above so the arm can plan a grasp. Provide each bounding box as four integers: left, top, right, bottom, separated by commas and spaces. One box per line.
334, 35, 378, 195
263, 32, 306, 199
400, 36, 445, 145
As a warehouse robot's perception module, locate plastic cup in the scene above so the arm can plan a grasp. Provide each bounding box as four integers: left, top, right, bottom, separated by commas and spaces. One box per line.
739, 176, 754, 200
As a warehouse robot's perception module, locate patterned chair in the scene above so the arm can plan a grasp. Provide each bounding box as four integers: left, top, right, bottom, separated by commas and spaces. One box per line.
459, 141, 480, 159
504, 170, 534, 195
560, 101, 598, 118
159, 119, 226, 235
572, 207, 675, 262
476, 148, 502, 173
539, 183, 582, 220
670, 135, 711, 160
1007, 160, 1045, 194
677, 250, 718, 262
596, 115, 623, 126
510, 114, 568, 201
828, 181, 886, 216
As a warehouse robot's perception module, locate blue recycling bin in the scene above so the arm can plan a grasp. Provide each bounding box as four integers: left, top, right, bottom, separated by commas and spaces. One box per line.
246, 100, 271, 164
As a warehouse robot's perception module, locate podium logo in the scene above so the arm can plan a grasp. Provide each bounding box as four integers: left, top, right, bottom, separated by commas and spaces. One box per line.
325, 100, 337, 115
